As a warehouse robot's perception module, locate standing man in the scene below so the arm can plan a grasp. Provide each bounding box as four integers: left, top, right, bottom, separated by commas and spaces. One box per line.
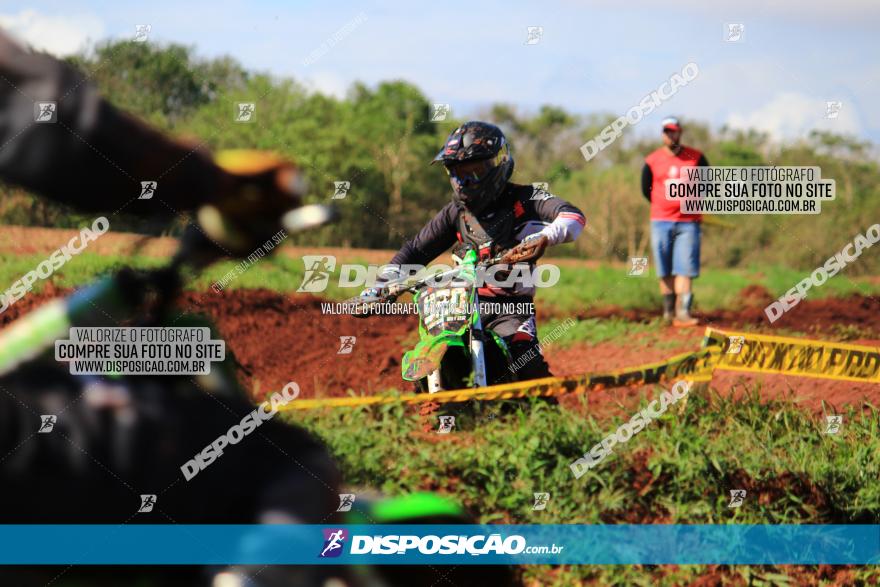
641, 116, 709, 327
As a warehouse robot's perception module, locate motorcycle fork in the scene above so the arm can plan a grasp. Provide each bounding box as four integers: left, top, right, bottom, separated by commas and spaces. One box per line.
426, 370, 442, 393
469, 291, 487, 388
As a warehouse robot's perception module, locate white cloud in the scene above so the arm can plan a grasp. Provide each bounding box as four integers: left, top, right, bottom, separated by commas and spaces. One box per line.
0, 9, 104, 56
300, 71, 350, 99
726, 92, 862, 142
600, 0, 880, 27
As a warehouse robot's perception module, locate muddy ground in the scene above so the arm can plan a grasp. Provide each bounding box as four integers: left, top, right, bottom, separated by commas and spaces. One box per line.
4, 283, 877, 416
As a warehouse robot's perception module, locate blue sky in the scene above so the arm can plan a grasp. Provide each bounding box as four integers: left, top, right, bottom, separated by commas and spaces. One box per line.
3, 0, 878, 145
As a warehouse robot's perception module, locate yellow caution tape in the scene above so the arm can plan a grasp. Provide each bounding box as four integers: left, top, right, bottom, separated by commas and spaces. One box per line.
704, 327, 880, 383
275, 327, 878, 411
278, 346, 720, 411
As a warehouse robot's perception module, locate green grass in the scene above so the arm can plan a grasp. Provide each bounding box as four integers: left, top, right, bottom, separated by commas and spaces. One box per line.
760, 263, 880, 300
291, 387, 880, 585
3, 251, 878, 316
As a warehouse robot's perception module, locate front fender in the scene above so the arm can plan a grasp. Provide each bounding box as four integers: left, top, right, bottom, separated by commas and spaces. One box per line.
401, 333, 466, 381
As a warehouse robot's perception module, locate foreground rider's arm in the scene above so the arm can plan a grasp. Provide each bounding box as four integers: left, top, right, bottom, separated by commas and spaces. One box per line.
0, 30, 234, 213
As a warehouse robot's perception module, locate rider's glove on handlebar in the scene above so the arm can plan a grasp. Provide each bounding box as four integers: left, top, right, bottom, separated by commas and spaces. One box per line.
500, 234, 549, 264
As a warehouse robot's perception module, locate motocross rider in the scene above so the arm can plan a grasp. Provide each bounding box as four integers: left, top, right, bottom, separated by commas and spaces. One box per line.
366, 121, 585, 380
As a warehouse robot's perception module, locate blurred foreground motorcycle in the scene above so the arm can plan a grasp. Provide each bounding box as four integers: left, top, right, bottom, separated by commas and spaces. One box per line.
0, 151, 516, 586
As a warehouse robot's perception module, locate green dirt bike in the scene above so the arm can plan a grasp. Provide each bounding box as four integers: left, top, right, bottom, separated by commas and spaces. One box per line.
349, 247, 537, 425
354, 249, 515, 391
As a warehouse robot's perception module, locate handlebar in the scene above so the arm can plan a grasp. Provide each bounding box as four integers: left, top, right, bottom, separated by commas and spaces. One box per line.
343, 246, 518, 316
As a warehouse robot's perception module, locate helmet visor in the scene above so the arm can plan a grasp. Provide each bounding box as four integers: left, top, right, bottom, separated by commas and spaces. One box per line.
443, 148, 508, 186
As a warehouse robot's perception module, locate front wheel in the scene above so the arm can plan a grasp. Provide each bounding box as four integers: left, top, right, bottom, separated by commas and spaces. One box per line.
414, 335, 514, 393
414, 338, 513, 429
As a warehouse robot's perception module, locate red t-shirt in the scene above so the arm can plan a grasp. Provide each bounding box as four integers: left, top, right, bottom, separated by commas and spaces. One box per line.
645, 146, 703, 222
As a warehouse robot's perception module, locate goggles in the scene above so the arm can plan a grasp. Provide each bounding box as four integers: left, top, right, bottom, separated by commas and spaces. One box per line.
444, 150, 507, 186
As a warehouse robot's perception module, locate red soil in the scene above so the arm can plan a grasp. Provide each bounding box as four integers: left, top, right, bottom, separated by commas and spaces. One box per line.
3, 283, 877, 415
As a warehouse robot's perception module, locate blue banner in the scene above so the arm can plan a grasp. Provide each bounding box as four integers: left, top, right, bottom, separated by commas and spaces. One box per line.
0, 525, 877, 565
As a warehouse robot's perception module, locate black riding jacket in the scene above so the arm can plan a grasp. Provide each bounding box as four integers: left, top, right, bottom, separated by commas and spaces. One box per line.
389, 183, 585, 296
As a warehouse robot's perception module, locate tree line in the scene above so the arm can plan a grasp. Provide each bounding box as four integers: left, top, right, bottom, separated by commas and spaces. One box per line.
1, 40, 877, 273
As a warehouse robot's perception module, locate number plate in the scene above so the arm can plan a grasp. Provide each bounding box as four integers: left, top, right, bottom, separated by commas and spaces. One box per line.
419, 287, 470, 334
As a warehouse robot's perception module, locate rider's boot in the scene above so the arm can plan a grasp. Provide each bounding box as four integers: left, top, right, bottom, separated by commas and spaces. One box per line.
505, 340, 558, 408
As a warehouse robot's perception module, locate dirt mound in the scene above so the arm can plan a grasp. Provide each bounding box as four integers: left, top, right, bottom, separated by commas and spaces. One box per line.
177, 290, 418, 399
734, 284, 777, 307
705, 293, 880, 337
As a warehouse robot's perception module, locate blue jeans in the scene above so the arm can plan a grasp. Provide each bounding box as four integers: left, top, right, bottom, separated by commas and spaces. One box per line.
650, 221, 701, 278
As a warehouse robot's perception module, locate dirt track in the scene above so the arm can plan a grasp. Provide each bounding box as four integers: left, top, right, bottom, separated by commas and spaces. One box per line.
177, 288, 878, 416
5, 285, 876, 416
1, 227, 877, 414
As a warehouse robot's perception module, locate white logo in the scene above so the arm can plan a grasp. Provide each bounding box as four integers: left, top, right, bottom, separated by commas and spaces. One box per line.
728, 489, 746, 508
180, 383, 300, 481
139, 494, 157, 513
825, 101, 842, 120
35, 102, 57, 123
824, 415, 842, 434
38, 415, 57, 433
431, 103, 450, 122
337, 493, 356, 512
0, 216, 110, 316
332, 181, 350, 200
297, 255, 337, 292
297, 260, 560, 292
531, 183, 552, 200
139, 181, 157, 200
320, 529, 347, 557
579, 61, 699, 162
337, 336, 356, 355
628, 257, 648, 276
350, 533, 534, 555
525, 26, 543, 45
725, 23, 745, 42
235, 102, 256, 122
437, 416, 456, 434
134, 24, 152, 42
727, 336, 745, 354
532, 492, 550, 510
